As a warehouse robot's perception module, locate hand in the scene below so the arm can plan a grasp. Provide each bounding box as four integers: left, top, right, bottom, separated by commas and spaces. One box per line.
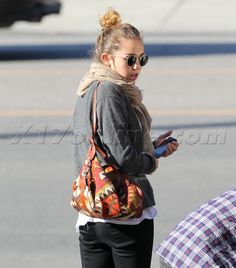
154, 130, 179, 158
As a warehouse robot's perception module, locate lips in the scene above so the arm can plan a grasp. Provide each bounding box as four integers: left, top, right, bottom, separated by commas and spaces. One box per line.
130, 73, 138, 80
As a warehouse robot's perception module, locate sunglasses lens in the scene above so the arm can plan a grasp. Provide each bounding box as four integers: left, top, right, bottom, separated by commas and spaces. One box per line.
127, 56, 137, 67
140, 55, 148, 66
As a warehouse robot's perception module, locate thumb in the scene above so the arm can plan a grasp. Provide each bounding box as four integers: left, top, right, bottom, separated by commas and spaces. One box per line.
160, 130, 173, 140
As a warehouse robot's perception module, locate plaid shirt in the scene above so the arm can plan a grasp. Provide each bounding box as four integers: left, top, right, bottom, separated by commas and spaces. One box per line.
155, 188, 236, 268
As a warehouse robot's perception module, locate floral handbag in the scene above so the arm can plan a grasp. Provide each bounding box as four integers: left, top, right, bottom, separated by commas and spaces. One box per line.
71, 82, 143, 220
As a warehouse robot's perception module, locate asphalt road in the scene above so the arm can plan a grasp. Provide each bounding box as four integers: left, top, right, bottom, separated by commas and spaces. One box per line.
1, 32, 236, 268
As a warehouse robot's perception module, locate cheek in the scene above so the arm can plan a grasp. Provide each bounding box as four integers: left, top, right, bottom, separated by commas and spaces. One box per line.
114, 62, 129, 77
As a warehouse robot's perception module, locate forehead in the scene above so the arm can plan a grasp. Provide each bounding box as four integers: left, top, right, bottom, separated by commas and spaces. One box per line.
117, 38, 144, 55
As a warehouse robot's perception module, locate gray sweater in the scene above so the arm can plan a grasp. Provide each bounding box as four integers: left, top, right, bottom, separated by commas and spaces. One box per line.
73, 80, 156, 208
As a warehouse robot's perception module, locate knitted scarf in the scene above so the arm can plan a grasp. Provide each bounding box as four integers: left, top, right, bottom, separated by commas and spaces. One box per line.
76, 62, 154, 154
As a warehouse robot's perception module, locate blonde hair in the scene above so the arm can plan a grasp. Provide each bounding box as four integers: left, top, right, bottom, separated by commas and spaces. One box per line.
94, 8, 142, 62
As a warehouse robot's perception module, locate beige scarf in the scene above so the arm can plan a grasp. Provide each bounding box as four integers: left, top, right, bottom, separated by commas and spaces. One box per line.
76, 62, 154, 154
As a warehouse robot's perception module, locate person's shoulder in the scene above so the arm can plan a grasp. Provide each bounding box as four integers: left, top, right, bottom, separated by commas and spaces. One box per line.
97, 81, 124, 100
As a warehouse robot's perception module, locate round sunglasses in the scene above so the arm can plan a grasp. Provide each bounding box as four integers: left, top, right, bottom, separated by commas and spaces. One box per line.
120, 55, 149, 67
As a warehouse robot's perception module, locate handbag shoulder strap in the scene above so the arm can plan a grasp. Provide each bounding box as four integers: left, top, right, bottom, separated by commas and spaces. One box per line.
91, 81, 107, 159
92, 83, 98, 138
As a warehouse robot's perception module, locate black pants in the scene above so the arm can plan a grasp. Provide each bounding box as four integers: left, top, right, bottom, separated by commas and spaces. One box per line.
79, 219, 154, 268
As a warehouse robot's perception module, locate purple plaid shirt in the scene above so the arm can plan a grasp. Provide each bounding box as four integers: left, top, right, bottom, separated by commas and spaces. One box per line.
155, 188, 236, 268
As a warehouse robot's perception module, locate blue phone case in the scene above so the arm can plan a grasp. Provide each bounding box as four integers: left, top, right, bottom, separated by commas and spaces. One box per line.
153, 137, 177, 158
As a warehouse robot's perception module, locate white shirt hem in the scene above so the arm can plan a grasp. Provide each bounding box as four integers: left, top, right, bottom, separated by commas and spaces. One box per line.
75, 206, 157, 233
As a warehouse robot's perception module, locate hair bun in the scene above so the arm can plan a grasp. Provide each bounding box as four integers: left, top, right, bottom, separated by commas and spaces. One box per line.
99, 8, 121, 29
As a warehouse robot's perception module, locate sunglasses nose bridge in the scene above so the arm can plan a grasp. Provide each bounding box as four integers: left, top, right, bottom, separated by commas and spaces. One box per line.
132, 57, 141, 69
132, 62, 139, 70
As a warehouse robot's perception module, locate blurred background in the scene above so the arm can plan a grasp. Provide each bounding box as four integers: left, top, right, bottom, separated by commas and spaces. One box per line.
1, 1, 236, 267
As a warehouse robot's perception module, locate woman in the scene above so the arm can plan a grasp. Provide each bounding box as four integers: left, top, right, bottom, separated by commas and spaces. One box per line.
73, 8, 178, 268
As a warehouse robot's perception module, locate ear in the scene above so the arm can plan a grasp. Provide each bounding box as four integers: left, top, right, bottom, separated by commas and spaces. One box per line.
100, 53, 111, 66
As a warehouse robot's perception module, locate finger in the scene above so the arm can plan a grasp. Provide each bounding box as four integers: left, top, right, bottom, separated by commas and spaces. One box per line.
155, 137, 166, 147
163, 143, 177, 157
156, 137, 166, 146
169, 143, 178, 151
167, 143, 175, 154
172, 141, 179, 147
163, 144, 172, 157
155, 130, 174, 147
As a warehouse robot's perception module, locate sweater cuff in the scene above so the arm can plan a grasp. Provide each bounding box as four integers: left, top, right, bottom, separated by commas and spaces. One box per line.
142, 152, 159, 174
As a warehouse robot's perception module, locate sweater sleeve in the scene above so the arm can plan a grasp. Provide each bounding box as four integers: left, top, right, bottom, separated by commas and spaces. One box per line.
96, 86, 157, 175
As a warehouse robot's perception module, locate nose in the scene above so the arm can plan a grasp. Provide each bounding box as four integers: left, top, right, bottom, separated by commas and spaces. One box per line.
132, 61, 141, 70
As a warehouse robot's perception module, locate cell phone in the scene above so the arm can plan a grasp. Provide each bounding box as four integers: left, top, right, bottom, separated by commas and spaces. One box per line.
153, 137, 177, 158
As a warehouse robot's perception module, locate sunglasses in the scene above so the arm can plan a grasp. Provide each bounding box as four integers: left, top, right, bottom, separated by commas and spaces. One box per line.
120, 55, 149, 67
